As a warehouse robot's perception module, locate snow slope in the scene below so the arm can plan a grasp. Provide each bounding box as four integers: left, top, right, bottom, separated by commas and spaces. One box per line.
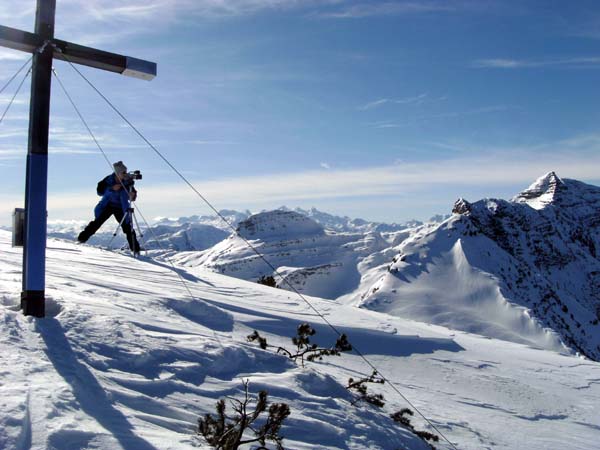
353, 173, 600, 361
1, 231, 600, 449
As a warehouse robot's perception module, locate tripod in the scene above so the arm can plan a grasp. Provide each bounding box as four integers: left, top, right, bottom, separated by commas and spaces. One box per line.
108, 197, 145, 255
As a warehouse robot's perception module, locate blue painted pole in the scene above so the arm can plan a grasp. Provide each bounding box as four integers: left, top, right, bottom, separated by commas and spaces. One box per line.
21, 0, 56, 317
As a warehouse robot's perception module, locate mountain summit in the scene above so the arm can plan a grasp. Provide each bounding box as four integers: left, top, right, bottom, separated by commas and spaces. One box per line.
513, 171, 566, 208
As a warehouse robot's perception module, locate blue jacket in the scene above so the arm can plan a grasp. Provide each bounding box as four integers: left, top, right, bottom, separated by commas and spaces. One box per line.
94, 174, 134, 222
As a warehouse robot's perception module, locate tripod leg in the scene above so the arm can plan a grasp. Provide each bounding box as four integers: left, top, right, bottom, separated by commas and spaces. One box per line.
118, 208, 140, 255
108, 210, 129, 250
131, 211, 146, 256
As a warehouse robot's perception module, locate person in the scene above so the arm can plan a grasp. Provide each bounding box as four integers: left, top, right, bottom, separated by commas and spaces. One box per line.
78, 161, 141, 253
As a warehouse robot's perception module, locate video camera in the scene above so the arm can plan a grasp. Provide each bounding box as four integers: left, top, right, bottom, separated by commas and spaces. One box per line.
127, 170, 142, 180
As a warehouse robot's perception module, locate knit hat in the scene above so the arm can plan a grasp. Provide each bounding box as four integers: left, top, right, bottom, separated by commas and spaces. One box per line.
113, 161, 127, 175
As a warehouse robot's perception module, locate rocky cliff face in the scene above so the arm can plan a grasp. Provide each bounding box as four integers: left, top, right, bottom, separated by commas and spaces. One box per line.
358, 173, 600, 360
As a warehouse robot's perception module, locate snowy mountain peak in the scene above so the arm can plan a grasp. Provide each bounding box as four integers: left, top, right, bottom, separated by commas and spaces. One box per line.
236, 210, 325, 240
452, 197, 472, 215
513, 171, 566, 209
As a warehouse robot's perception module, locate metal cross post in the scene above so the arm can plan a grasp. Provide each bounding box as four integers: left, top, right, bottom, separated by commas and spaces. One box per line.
0, 0, 156, 317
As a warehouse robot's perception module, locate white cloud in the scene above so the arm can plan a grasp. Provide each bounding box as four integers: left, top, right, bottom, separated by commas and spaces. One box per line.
189, 140, 238, 145
320, 162, 331, 169
5, 0, 335, 48
0, 129, 27, 139
0, 49, 28, 62
48, 147, 100, 155
358, 98, 391, 111
0, 148, 24, 160
371, 104, 514, 128
358, 93, 443, 111
473, 57, 600, 69
317, 1, 456, 19
0, 97, 27, 106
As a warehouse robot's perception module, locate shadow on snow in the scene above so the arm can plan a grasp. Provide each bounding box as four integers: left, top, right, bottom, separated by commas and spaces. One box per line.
36, 318, 159, 450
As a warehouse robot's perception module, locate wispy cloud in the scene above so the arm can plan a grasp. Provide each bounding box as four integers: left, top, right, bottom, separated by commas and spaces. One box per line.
0, 146, 98, 160
320, 162, 331, 169
4, 0, 333, 47
0, 49, 28, 62
0, 113, 28, 122
57, 0, 340, 26
49, 128, 108, 148
189, 140, 238, 146
0, 129, 27, 139
358, 93, 433, 111
0, 97, 27, 106
370, 104, 514, 128
0, 3, 35, 30
473, 57, 600, 69
359, 99, 391, 111
48, 147, 100, 155
316, 1, 457, 19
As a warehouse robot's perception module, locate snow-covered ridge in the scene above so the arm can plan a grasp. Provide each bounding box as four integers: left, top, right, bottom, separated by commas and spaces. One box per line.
355, 173, 600, 360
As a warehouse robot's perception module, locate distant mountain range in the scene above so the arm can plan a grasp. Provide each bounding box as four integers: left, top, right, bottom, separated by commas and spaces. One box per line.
37, 207, 429, 253
174, 173, 600, 362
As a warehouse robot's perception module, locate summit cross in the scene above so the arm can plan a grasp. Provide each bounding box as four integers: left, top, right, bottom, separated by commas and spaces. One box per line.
0, 0, 157, 317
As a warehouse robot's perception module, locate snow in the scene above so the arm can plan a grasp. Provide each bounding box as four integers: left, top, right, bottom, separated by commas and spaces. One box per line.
2, 230, 600, 449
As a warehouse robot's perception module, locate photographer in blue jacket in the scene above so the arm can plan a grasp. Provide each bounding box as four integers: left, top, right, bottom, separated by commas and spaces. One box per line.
77, 161, 141, 253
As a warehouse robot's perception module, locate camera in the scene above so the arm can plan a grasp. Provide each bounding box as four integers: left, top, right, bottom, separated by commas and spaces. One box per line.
127, 170, 142, 180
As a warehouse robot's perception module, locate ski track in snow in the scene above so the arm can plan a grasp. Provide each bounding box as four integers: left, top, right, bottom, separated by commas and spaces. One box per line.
1, 230, 600, 449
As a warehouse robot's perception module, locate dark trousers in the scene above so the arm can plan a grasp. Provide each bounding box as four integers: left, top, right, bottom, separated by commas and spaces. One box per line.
78, 205, 140, 252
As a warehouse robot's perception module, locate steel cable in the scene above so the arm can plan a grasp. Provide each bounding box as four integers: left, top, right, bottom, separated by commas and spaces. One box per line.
0, 56, 32, 97
0, 65, 31, 126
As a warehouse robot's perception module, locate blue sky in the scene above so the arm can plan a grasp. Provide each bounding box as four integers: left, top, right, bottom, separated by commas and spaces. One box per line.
1, 0, 600, 225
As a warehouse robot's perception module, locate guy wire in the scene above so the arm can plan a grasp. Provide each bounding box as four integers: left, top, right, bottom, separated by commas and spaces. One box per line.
0, 55, 32, 97
61, 58, 459, 449
0, 64, 31, 126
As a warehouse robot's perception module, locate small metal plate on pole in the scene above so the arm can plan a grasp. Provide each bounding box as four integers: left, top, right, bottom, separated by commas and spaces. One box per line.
12, 208, 25, 247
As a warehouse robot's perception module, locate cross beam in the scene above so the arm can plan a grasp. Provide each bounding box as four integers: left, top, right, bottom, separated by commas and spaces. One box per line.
0, 24, 156, 80
0, 0, 156, 317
